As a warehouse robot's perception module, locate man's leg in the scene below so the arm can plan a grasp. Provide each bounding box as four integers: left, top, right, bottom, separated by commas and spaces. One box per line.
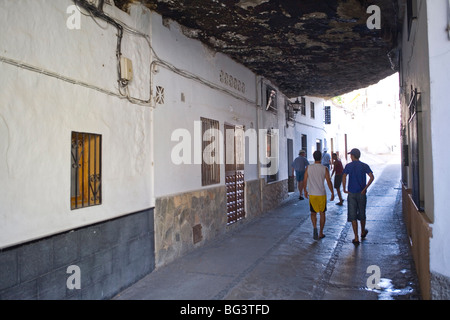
351, 220, 359, 242
335, 187, 343, 204
334, 175, 344, 205
360, 220, 367, 238
358, 194, 368, 239
319, 211, 326, 238
347, 193, 359, 243
310, 211, 318, 240
298, 180, 304, 198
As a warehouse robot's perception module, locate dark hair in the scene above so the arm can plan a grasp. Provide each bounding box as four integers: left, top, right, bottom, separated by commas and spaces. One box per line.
313, 150, 322, 161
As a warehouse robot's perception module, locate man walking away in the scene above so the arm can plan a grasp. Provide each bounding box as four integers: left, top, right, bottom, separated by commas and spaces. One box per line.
321, 148, 331, 170
331, 153, 344, 206
342, 148, 375, 245
303, 150, 334, 240
291, 150, 309, 200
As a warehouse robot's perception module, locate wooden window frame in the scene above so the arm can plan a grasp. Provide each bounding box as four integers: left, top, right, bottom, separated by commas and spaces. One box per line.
201, 117, 220, 186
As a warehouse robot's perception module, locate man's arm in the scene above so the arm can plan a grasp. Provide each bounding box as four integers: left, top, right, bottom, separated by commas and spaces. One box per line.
361, 172, 374, 195
325, 169, 335, 201
303, 167, 309, 198
342, 173, 348, 193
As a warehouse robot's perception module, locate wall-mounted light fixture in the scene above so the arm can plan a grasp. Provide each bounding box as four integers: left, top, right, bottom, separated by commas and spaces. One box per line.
290, 97, 303, 113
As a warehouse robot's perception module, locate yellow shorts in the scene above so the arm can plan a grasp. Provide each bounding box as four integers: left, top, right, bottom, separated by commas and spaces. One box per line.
309, 195, 327, 213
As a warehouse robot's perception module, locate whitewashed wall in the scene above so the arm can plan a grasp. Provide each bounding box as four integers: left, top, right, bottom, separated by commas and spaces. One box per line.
150, 13, 261, 198
292, 96, 327, 162
426, 0, 450, 281
0, 0, 332, 250
0, 0, 154, 249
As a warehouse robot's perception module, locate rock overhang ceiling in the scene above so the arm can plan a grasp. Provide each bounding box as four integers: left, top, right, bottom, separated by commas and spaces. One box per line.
115, 0, 403, 98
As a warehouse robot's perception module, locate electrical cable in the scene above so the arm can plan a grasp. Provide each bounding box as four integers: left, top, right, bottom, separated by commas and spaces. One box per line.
74, 0, 258, 107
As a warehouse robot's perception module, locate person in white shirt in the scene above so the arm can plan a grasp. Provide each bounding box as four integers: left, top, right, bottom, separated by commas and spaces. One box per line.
304, 150, 335, 240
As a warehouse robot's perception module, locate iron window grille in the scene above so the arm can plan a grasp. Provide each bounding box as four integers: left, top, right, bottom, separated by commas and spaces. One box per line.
408, 88, 423, 211
285, 99, 296, 124
301, 97, 306, 116
310, 101, 315, 119
71, 132, 102, 210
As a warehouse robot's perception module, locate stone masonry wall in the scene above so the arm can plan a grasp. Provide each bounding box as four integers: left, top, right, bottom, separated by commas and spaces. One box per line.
154, 185, 227, 268
245, 179, 263, 220
263, 179, 289, 212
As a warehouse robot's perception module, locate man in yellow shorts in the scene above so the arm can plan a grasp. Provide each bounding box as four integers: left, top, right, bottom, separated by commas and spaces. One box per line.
303, 150, 335, 240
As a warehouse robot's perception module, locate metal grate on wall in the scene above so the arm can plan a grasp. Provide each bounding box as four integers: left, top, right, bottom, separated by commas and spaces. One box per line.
71, 132, 102, 210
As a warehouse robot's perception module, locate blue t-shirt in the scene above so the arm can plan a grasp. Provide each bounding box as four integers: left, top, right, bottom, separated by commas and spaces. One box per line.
292, 156, 309, 172
343, 160, 373, 193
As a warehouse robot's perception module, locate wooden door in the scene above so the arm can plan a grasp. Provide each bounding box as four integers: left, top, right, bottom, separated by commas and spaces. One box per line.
225, 124, 245, 225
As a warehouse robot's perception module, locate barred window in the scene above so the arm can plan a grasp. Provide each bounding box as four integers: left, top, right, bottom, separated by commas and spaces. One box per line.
310, 101, 315, 119
71, 132, 102, 209
301, 97, 306, 116
201, 117, 220, 186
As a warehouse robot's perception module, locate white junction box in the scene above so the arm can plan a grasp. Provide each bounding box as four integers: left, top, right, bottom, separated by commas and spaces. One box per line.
120, 56, 133, 81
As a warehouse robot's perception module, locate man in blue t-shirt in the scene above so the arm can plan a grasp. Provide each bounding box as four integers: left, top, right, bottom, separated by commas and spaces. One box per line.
292, 150, 309, 200
342, 148, 374, 245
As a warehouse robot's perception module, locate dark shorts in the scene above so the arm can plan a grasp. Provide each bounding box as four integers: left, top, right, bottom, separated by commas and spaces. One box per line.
347, 192, 367, 222
295, 170, 305, 182
334, 174, 342, 188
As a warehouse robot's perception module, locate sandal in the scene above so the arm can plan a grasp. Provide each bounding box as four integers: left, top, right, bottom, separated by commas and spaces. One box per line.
352, 239, 360, 246
319, 234, 326, 239
361, 229, 369, 239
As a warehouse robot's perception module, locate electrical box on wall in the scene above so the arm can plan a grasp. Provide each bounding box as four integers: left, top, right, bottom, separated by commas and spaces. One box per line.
120, 56, 133, 81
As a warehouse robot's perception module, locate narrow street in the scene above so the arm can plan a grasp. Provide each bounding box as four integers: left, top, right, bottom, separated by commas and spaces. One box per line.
114, 154, 420, 300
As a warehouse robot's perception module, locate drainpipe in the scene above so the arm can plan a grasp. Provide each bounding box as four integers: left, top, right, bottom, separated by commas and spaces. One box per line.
256, 75, 263, 213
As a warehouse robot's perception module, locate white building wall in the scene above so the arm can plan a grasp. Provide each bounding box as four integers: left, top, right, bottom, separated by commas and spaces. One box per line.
0, 0, 330, 254
150, 13, 259, 198
292, 96, 327, 162
0, 0, 154, 249
426, 0, 450, 280
401, 0, 433, 216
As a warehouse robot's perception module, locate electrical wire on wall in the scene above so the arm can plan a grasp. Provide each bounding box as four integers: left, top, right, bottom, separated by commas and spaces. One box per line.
74, 0, 257, 108
73, 0, 153, 106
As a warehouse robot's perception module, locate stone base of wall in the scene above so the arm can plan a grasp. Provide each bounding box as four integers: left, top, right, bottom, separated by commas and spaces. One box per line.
154, 179, 289, 268
0, 209, 155, 300
431, 272, 450, 300
263, 179, 289, 212
245, 179, 263, 220
155, 185, 227, 268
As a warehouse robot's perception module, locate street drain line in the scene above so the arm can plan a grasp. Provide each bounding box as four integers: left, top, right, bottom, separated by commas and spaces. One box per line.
311, 221, 351, 300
